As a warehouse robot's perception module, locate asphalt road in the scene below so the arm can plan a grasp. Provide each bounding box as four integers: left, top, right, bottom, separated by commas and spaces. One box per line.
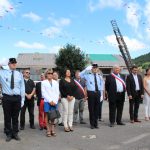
0, 100, 150, 150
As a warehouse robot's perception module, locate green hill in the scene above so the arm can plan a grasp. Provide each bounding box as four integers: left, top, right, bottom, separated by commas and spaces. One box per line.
133, 52, 150, 69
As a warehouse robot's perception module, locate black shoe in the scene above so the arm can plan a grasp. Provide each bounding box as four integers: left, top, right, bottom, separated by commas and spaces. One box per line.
30, 125, 36, 129
94, 126, 99, 129
117, 122, 125, 125
6, 135, 12, 142
109, 123, 114, 127
90, 126, 95, 129
99, 119, 104, 122
20, 126, 24, 130
80, 121, 86, 124
39, 127, 43, 130
58, 123, 64, 126
12, 134, 21, 141
44, 126, 47, 130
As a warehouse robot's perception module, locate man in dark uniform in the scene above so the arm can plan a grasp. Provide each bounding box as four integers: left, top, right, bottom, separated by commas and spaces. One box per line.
80, 64, 103, 129
0, 58, 25, 142
20, 69, 36, 130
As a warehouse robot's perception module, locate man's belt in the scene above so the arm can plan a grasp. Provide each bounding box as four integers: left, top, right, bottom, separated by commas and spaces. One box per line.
3, 93, 20, 97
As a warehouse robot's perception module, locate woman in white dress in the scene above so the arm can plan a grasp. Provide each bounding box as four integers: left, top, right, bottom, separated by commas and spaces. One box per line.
143, 68, 150, 121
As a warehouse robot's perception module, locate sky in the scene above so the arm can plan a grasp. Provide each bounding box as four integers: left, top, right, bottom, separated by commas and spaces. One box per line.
0, 0, 150, 65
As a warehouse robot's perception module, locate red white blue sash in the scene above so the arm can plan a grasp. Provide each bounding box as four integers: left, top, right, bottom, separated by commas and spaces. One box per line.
74, 79, 85, 96
111, 73, 126, 89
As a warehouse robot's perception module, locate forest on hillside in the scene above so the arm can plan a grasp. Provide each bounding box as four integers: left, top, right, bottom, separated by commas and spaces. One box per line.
133, 52, 150, 69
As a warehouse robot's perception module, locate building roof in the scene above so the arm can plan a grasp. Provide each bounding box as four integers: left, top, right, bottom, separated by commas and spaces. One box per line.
17, 53, 56, 68
16, 53, 126, 69
88, 54, 126, 68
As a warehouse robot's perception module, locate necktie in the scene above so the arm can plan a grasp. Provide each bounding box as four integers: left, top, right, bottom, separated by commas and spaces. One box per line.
94, 74, 98, 91
10, 70, 14, 89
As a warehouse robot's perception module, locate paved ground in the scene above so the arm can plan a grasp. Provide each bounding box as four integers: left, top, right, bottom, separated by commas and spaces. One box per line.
0, 100, 150, 150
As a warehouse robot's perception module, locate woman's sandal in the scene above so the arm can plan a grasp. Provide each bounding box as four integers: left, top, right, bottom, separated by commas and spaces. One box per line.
64, 127, 70, 132
51, 131, 56, 137
46, 131, 51, 137
69, 127, 74, 132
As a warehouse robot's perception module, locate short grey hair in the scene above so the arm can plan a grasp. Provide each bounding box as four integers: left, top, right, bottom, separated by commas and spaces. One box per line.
113, 65, 121, 70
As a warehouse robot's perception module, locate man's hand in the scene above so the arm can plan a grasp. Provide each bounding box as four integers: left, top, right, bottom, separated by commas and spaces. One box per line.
21, 101, 24, 108
141, 95, 144, 99
129, 95, 132, 100
26, 94, 32, 100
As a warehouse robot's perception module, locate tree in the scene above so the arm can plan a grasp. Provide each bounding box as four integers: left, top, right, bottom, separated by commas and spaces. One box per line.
55, 43, 89, 77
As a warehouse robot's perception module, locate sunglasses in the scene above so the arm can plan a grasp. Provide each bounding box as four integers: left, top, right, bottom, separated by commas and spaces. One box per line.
26, 72, 30, 74
47, 72, 53, 75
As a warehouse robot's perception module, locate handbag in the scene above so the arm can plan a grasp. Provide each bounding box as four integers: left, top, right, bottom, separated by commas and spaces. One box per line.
47, 109, 61, 121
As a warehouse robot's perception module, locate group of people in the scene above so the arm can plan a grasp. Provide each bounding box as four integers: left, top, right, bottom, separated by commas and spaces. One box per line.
0, 57, 150, 142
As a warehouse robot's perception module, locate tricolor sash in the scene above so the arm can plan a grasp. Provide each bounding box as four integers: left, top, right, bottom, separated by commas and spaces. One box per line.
111, 73, 126, 89
74, 79, 85, 96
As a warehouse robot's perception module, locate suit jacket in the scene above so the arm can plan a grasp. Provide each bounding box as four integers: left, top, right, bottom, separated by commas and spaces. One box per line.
105, 74, 126, 102
36, 82, 42, 106
126, 74, 144, 98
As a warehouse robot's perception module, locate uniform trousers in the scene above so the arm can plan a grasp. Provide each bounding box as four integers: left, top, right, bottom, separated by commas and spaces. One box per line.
87, 91, 100, 127
2, 94, 21, 136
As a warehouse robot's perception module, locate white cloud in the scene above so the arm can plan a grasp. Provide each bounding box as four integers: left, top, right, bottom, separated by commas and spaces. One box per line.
125, 2, 141, 30
54, 18, 71, 27
42, 26, 61, 38
144, 0, 150, 40
88, 0, 123, 12
15, 41, 46, 49
48, 17, 71, 27
0, 0, 14, 16
106, 35, 146, 51
144, 0, 150, 25
0, 57, 8, 65
22, 12, 42, 22
48, 45, 62, 53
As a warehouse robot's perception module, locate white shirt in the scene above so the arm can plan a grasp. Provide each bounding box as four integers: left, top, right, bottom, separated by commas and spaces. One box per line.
132, 73, 140, 91
42, 79, 59, 104
115, 74, 124, 92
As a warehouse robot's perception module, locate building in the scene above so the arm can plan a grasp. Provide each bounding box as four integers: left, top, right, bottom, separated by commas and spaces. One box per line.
17, 53, 56, 81
16, 53, 127, 80
88, 54, 128, 75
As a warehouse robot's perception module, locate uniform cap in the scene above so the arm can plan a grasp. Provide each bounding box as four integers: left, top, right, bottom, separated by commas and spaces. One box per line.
92, 63, 98, 68
9, 58, 17, 64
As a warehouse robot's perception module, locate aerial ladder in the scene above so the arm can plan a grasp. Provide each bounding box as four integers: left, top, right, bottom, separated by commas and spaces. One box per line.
111, 20, 133, 73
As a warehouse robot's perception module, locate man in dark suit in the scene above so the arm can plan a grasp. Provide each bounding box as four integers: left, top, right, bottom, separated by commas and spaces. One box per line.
36, 73, 46, 130
20, 69, 36, 130
105, 65, 126, 127
126, 66, 144, 123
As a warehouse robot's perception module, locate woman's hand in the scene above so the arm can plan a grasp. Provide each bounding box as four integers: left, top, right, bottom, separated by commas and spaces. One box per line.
50, 101, 56, 106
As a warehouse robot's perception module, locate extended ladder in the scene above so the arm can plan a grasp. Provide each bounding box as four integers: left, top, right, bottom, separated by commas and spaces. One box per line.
111, 20, 133, 73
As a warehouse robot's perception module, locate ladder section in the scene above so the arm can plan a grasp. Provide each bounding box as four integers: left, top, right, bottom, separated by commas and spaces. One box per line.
111, 20, 133, 73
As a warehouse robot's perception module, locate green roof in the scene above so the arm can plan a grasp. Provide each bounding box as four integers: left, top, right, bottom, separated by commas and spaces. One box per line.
89, 54, 117, 61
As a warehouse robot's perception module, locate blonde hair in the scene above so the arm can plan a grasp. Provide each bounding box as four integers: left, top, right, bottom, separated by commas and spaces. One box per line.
44, 68, 53, 78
